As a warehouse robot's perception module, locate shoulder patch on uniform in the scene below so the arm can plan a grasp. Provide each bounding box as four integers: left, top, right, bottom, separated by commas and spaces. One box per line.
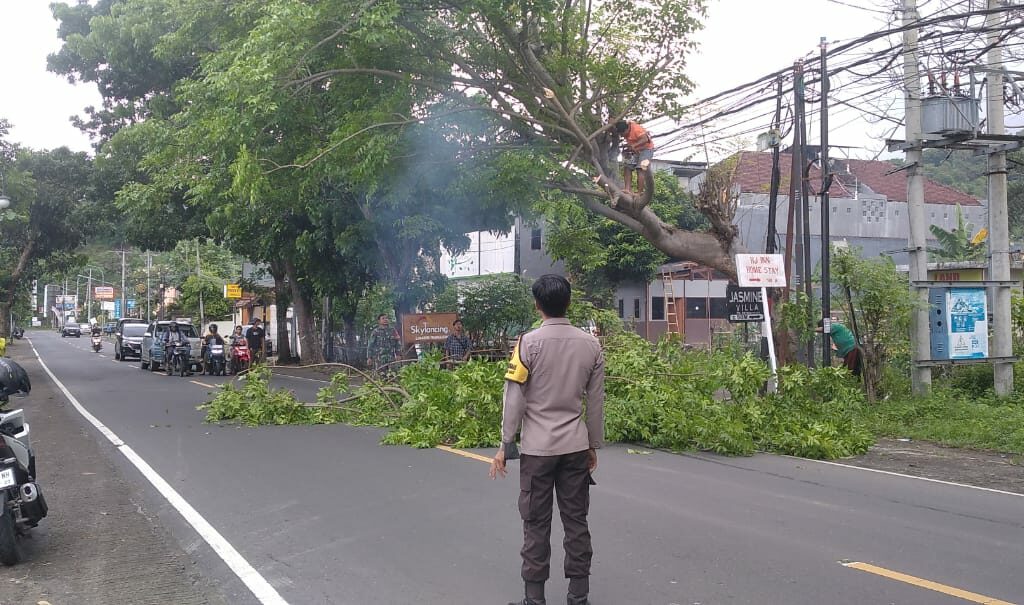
504, 336, 530, 384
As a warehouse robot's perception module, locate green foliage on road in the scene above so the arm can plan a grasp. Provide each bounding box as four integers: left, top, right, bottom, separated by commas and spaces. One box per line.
327, 334, 873, 459
200, 365, 342, 426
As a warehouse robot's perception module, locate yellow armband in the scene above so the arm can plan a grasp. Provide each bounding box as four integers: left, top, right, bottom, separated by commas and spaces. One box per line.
504, 338, 529, 384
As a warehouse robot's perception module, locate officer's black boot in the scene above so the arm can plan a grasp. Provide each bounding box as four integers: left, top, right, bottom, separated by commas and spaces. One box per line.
566, 577, 589, 605
507, 581, 546, 605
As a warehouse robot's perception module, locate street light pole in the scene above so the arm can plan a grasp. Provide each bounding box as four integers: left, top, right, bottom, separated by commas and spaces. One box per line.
120, 248, 127, 320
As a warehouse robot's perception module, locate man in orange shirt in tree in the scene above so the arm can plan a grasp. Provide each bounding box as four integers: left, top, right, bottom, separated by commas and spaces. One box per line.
613, 120, 654, 194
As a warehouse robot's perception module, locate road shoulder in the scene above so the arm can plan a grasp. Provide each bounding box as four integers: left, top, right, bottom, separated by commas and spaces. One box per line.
0, 342, 226, 605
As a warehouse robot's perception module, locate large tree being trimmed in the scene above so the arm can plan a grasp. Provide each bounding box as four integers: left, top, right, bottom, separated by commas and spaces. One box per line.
286, 0, 742, 277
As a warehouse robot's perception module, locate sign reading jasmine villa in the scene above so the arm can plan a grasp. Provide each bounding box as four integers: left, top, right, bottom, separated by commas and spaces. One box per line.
400, 313, 459, 345
735, 254, 787, 288
726, 284, 764, 323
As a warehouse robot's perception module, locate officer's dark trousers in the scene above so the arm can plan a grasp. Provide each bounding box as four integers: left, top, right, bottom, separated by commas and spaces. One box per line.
519, 450, 593, 583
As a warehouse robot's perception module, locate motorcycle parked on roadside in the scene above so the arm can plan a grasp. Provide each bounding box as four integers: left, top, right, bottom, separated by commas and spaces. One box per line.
0, 360, 46, 566
165, 343, 191, 377
204, 343, 226, 376
229, 340, 251, 375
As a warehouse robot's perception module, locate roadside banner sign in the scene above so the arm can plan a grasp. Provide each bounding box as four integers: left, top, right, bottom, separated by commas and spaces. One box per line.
224, 284, 242, 299
114, 299, 122, 319
726, 284, 764, 323
734, 253, 786, 392
735, 254, 787, 288
400, 312, 459, 346
101, 301, 116, 312
126, 299, 136, 311
947, 288, 988, 360
94, 286, 115, 300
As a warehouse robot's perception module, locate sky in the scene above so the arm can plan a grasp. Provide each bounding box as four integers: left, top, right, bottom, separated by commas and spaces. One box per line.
0, 0, 972, 159
0, 0, 101, 152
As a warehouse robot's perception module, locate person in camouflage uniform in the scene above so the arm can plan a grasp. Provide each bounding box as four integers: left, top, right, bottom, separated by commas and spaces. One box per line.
366, 313, 401, 371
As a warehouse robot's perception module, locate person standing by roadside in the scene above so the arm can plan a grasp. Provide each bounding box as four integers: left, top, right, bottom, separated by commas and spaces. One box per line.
442, 319, 472, 367
246, 318, 266, 365
490, 274, 605, 605
366, 313, 401, 372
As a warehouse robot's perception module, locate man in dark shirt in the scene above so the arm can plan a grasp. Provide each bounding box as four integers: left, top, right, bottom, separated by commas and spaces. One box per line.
246, 318, 266, 364
442, 319, 471, 365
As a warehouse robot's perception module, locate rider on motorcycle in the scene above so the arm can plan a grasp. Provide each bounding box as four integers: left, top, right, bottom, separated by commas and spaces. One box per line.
202, 324, 225, 373
90, 323, 102, 337
162, 323, 192, 375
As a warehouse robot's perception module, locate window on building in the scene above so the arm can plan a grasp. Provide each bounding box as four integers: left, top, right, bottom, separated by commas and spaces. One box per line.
530, 228, 542, 250
685, 299, 706, 319
895, 210, 900, 216
686, 298, 728, 319
617, 299, 624, 319
832, 206, 837, 213
709, 298, 728, 319
633, 298, 641, 319
651, 297, 665, 321
846, 208, 851, 214
943, 212, 948, 219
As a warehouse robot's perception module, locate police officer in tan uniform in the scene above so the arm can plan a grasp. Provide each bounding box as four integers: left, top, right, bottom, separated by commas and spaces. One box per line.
490, 275, 605, 605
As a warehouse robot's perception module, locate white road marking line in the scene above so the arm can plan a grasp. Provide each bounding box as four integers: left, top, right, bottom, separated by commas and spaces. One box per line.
27, 338, 288, 605
785, 456, 1024, 498
270, 371, 329, 384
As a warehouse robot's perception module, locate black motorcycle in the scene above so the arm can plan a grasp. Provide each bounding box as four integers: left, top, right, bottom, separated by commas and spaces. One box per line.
165, 343, 191, 377
0, 360, 45, 565
204, 343, 226, 376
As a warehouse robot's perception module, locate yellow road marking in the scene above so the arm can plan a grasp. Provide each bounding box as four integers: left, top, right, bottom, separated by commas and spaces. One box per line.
190, 380, 216, 389
436, 445, 492, 464
843, 562, 1016, 604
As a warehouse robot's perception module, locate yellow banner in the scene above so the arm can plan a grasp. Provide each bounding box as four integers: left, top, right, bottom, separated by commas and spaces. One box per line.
224, 284, 242, 299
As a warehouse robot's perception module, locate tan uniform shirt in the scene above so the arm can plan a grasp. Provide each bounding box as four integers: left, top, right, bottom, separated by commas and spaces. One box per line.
502, 318, 605, 456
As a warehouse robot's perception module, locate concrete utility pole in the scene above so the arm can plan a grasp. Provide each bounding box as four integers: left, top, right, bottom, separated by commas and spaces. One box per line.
904, 0, 933, 395
820, 37, 833, 368
796, 60, 815, 367
987, 0, 1013, 395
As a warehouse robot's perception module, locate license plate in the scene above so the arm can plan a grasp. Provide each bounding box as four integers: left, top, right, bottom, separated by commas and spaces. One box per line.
0, 468, 14, 489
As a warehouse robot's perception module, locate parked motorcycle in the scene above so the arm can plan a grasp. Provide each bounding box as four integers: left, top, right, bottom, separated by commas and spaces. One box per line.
10, 328, 23, 340
229, 341, 251, 375
91, 334, 102, 353
166, 343, 191, 377
0, 360, 45, 565
204, 343, 226, 376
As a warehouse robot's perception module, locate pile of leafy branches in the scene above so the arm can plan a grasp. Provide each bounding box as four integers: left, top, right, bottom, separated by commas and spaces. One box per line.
331, 334, 873, 459
200, 365, 343, 426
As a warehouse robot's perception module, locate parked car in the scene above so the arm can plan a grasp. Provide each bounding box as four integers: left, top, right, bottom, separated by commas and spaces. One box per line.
114, 322, 148, 361
60, 322, 81, 338
139, 321, 201, 372
103, 322, 117, 335
80, 323, 93, 335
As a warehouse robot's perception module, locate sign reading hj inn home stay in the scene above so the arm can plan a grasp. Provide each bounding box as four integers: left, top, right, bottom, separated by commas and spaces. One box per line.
735, 254, 787, 289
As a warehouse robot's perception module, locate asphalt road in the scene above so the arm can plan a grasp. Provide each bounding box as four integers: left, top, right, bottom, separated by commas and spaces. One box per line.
6, 329, 1024, 604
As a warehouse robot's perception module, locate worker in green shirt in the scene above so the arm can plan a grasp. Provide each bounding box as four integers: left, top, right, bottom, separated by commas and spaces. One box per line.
816, 319, 863, 377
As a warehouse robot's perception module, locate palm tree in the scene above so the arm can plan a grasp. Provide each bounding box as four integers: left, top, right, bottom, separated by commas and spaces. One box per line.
928, 204, 986, 261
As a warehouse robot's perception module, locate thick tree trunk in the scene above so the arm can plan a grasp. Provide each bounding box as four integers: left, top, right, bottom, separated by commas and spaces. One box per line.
0, 240, 35, 338
283, 258, 324, 364
0, 302, 9, 340
269, 261, 293, 363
